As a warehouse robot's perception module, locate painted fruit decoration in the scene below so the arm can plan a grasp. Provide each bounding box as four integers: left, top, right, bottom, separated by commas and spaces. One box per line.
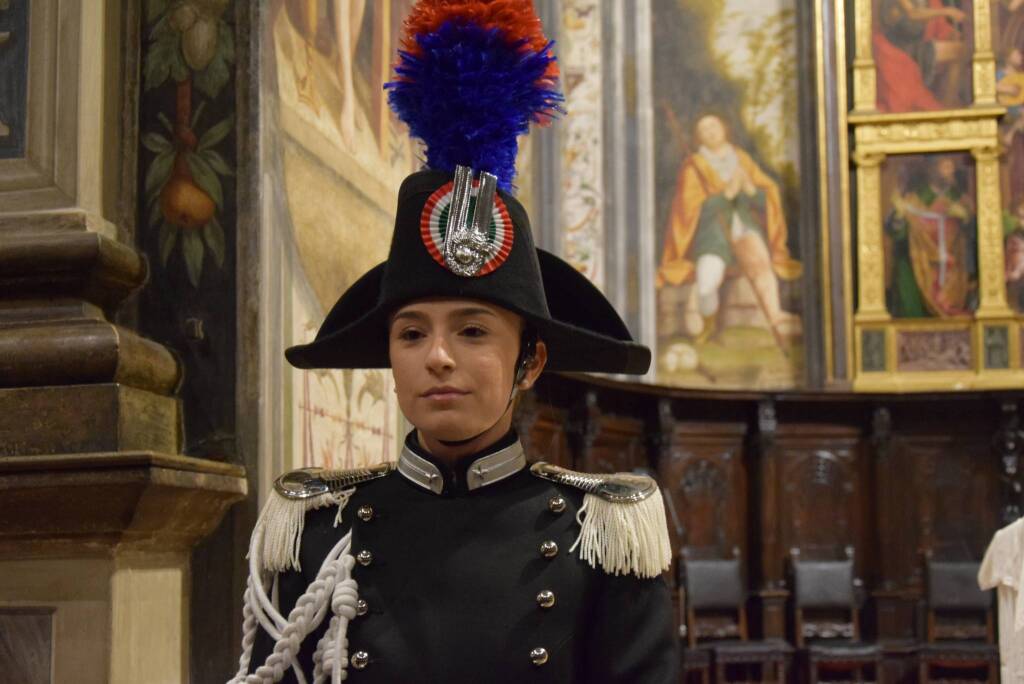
143, 0, 234, 288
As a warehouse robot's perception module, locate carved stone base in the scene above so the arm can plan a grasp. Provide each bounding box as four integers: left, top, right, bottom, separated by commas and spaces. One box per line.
0, 450, 246, 555
0, 451, 246, 682
0, 384, 181, 457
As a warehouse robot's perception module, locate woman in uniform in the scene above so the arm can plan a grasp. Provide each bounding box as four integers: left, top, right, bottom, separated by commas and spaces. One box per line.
230, 2, 678, 682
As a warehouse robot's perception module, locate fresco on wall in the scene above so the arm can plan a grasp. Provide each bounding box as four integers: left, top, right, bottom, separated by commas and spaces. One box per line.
138, 0, 238, 457
558, 0, 605, 288
264, 0, 416, 471
995, 0, 1024, 313
873, 0, 973, 112
653, 0, 805, 390
881, 153, 978, 318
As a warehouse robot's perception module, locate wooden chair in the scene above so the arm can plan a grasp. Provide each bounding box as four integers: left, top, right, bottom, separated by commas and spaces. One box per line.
680, 547, 791, 683
917, 556, 997, 683
790, 547, 881, 683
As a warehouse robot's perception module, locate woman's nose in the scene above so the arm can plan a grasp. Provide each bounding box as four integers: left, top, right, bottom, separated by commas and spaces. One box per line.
425, 335, 455, 372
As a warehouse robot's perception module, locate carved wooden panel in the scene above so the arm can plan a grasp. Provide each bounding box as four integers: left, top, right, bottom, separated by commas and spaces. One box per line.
656, 422, 747, 559
578, 412, 647, 475
874, 429, 1000, 642
876, 433, 999, 596
763, 425, 868, 583
515, 394, 572, 468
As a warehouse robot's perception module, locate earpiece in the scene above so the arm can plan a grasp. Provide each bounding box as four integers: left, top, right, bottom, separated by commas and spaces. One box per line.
514, 331, 538, 388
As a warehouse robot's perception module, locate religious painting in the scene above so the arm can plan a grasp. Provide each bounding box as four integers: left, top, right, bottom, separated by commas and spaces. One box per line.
880, 153, 978, 319
995, 0, 1024, 314
262, 0, 418, 474
652, 0, 805, 390
872, 0, 973, 112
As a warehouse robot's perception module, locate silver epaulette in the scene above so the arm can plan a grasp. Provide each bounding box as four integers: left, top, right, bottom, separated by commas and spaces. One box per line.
274, 463, 395, 500
529, 462, 658, 504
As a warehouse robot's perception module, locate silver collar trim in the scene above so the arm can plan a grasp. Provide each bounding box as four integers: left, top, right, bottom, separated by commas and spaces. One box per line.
398, 439, 527, 495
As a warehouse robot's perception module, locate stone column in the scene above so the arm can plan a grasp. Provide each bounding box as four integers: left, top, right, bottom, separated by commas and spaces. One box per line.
0, 3, 246, 683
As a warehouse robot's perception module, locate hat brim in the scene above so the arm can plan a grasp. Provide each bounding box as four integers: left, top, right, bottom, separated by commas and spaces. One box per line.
285, 250, 651, 374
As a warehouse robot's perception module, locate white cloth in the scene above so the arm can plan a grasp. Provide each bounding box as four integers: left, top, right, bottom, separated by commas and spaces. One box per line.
697, 143, 757, 242
979, 517, 1024, 683
698, 144, 740, 182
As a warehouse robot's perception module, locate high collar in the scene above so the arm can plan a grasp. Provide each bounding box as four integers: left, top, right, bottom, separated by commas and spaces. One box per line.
397, 429, 526, 496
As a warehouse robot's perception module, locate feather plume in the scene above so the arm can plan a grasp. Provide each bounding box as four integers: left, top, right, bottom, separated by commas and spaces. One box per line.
386, 0, 563, 191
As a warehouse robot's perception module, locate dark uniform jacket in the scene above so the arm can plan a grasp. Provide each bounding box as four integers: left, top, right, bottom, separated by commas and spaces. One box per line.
249, 431, 679, 682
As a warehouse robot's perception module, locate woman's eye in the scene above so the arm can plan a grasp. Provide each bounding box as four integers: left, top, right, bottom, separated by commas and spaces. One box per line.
461, 326, 487, 338
397, 329, 424, 341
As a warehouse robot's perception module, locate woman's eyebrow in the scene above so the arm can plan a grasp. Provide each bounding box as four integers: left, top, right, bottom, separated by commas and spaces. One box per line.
448, 307, 498, 319
391, 310, 426, 324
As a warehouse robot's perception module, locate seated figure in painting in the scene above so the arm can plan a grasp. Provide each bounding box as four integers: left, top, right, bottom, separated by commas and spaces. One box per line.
885, 156, 977, 318
656, 114, 802, 347
873, 0, 968, 112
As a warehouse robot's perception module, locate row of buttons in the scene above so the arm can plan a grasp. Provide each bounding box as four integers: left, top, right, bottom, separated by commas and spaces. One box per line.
351, 504, 375, 670
529, 495, 566, 667
348, 493, 569, 671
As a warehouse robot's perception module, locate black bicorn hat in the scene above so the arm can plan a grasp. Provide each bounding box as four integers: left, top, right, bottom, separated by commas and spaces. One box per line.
285, 169, 651, 374
284, 0, 650, 374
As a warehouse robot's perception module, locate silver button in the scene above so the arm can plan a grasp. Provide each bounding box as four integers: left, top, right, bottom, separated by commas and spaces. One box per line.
539, 540, 558, 558
356, 599, 368, 616
536, 590, 555, 609
356, 550, 373, 566
357, 505, 374, 522
530, 647, 549, 666
351, 650, 370, 670
548, 496, 566, 514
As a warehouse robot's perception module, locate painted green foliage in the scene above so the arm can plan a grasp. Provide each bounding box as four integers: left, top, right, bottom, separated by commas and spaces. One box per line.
142, 0, 234, 288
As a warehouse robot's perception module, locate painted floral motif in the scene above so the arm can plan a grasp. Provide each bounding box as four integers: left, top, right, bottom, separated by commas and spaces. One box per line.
142, 0, 235, 288
560, 0, 604, 288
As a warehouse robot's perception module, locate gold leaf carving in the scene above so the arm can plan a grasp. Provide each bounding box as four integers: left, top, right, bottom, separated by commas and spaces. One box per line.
855, 158, 887, 318
855, 119, 996, 148
973, 150, 1011, 313
852, 0, 876, 111
973, 0, 992, 50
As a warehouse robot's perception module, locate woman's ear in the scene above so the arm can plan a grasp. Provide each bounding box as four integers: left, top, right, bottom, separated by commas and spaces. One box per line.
518, 339, 548, 390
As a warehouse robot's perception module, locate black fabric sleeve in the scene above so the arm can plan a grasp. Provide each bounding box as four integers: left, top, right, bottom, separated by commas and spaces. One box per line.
582, 572, 681, 683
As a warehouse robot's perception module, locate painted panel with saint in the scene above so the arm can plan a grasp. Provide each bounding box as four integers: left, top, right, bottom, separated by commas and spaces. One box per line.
882, 153, 978, 319
872, 0, 972, 112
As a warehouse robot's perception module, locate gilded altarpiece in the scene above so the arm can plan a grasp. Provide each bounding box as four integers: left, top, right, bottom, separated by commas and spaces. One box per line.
846, 0, 1023, 391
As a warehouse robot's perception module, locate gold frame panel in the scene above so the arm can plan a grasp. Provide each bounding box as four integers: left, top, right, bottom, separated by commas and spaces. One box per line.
841, 0, 1022, 392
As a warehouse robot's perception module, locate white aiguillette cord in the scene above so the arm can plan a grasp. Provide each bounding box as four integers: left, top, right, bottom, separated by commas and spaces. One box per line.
229, 488, 359, 684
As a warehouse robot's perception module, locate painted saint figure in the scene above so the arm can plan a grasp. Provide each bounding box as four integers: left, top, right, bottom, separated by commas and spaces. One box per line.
884, 156, 977, 317
656, 115, 802, 346
873, 0, 968, 112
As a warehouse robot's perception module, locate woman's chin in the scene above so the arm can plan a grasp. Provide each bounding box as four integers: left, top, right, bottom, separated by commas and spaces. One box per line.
418, 419, 482, 443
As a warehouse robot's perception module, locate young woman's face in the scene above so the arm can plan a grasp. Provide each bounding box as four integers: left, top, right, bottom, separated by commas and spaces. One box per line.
388, 299, 546, 447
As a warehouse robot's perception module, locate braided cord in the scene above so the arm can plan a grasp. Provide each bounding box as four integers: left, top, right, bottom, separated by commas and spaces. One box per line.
228, 492, 358, 683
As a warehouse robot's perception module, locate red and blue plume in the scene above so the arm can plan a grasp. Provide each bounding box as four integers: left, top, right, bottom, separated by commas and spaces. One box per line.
385, 0, 564, 192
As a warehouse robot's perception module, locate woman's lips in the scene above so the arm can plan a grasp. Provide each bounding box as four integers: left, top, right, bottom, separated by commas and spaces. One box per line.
422, 387, 468, 402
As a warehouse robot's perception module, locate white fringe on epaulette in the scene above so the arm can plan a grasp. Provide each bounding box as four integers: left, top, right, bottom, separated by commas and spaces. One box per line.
569, 487, 673, 579
254, 488, 356, 574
